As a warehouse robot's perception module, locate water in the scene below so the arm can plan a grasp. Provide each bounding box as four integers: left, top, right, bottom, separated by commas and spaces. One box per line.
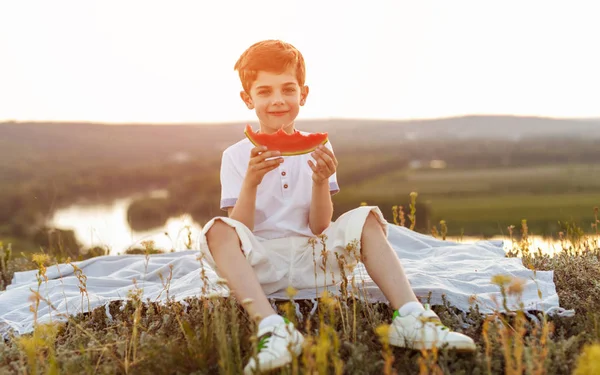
47, 190, 203, 254
48, 191, 596, 256
449, 235, 570, 257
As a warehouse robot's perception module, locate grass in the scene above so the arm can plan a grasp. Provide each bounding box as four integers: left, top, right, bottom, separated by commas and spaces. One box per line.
425, 193, 600, 238
335, 164, 600, 237
356, 164, 600, 197
336, 191, 600, 238
1, 204, 600, 374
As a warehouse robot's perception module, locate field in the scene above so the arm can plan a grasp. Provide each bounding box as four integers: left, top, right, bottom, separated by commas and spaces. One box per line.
355, 164, 600, 196
334, 164, 600, 238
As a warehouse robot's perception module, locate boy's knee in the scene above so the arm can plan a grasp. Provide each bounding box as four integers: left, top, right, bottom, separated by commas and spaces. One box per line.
365, 211, 382, 230
205, 219, 242, 253
206, 219, 235, 241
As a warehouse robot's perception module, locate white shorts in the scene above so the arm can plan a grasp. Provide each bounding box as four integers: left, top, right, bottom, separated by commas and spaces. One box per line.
199, 206, 389, 296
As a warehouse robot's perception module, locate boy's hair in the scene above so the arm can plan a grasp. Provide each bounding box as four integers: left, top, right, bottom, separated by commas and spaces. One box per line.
234, 39, 306, 93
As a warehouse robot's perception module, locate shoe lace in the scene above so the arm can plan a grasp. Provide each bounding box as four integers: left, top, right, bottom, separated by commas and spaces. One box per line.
257, 317, 292, 351
393, 304, 449, 331
418, 316, 449, 331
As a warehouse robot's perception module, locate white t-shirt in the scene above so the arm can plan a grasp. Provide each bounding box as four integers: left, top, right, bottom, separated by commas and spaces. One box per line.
219, 130, 340, 240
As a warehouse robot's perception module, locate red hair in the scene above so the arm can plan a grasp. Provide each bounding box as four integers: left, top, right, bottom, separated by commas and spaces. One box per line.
234, 40, 306, 93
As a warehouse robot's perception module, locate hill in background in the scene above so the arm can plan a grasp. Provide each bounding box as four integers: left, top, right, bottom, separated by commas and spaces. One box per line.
2, 115, 600, 163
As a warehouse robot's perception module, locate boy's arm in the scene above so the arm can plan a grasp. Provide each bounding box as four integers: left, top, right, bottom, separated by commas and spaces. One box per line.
309, 180, 334, 235
224, 146, 283, 231
308, 144, 338, 235
227, 180, 258, 230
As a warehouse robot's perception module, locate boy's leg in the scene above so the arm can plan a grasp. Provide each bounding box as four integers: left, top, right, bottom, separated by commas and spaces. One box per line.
205, 219, 305, 373
359, 211, 476, 351
360, 212, 419, 310
205, 220, 276, 320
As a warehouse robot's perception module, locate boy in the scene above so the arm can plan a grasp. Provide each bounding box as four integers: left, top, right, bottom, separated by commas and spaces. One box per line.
200, 39, 476, 374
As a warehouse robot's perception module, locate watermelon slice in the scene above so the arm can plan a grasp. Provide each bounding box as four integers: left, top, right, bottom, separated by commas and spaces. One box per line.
244, 124, 329, 156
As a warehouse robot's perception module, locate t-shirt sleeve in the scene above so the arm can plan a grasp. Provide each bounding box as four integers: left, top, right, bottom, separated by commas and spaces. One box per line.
220, 150, 244, 211
325, 140, 340, 195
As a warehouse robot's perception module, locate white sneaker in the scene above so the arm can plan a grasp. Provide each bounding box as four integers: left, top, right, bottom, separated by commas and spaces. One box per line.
243, 320, 304, 374
389, 304, 476, 352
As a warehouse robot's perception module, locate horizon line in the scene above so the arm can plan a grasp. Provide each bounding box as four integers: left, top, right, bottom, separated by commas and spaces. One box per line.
1, 113, 599, 126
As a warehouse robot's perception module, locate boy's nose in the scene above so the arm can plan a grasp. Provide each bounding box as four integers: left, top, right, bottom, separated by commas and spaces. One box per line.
271, 94, 284, 105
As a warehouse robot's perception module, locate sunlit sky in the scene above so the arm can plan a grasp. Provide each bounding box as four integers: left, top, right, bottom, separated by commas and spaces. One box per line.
1, 0, 599, 124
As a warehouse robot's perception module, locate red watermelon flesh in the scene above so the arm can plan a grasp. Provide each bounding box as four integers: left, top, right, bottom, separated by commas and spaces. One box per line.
244, 124, 328, 156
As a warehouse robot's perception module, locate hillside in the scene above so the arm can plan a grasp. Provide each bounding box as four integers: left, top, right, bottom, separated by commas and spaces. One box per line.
2, 115, 600, 189
2, 116, 600, 164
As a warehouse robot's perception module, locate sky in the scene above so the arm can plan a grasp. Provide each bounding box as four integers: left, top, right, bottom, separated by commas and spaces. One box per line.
0, 0, 599, 124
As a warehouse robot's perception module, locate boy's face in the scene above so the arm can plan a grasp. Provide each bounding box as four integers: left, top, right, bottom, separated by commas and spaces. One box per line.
240, 68, 309, 134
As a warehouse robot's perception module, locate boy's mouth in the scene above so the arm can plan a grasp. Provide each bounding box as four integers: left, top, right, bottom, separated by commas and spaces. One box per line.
269, 111, 289, 116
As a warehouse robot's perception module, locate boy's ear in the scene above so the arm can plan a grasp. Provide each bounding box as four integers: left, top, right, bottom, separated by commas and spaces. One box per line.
300, 85, 309, 106
240, 91, 254, 110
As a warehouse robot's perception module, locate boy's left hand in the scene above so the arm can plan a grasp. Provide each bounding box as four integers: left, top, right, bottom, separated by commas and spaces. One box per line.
308, 145, 338, 185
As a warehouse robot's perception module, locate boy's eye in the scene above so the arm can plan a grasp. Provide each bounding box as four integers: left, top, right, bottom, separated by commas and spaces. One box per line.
284, 88, 296, 93
258, 90, 270, 95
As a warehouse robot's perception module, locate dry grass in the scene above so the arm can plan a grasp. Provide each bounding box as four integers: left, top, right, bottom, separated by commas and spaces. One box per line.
1, 206, 599, 374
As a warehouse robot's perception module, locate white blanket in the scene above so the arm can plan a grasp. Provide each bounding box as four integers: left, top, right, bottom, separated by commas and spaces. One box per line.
0, 224, 573, 339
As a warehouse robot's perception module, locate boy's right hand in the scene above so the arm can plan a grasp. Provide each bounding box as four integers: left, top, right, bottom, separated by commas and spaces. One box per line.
244, 146, 284, 187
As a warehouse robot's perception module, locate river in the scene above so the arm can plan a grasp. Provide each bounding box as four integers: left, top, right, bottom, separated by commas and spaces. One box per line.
47, 190, 203, 255
47, 191, 587, 256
